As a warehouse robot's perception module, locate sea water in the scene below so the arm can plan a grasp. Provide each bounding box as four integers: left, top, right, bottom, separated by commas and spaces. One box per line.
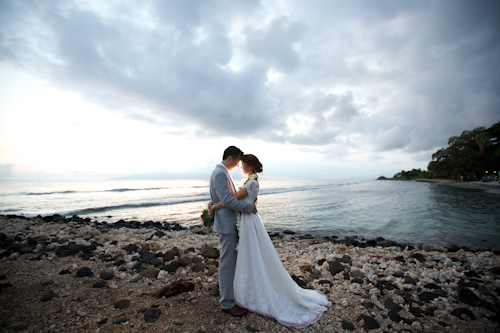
1, 178, 499, 250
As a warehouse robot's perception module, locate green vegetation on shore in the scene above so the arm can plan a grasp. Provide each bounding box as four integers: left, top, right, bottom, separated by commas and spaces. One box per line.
378, 121, 500, 180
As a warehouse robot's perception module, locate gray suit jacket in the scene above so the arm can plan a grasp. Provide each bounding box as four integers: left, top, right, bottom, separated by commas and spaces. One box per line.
210, 165, 253, 234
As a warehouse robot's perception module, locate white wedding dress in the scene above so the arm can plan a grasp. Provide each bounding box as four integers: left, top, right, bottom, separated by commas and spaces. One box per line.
234, 180, 331, 328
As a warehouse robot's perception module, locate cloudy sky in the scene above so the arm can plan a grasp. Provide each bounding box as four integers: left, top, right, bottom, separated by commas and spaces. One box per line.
0, 0, 499, 180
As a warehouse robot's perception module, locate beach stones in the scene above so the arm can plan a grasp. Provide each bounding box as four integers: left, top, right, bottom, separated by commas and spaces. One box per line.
162, 250, 176, 261
140, 251, 157, 264
113, 258, 125, 266
92, 281, 107, 288
150, 257, 163, 267
100, 269, 114, 280
113, 299, 130, 309
351, 269, 365, 279
191, 263, 205, 273
40, 290, 56, 301
410, 253, 426, 262
144, 308, 161, 323
328, 261, 345, 276
457, 286, 480, 306
178, 256, 191, 266
76, 267, 94, 277
356, 314, 380, 330
451, 308, 476, 320
124, 244, 139, 253
139, 268, 159, 279
200, 245, 219, 259
161, 261, 180, 273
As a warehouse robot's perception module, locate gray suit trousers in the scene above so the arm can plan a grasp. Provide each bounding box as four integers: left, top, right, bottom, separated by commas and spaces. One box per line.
219, 233, 238, 309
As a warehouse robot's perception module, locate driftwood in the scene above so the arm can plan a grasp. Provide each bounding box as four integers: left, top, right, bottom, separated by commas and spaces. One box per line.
154, 281, 195, 298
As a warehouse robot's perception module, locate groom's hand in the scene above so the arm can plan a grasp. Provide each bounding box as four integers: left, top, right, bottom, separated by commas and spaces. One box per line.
252, 198, 258, 214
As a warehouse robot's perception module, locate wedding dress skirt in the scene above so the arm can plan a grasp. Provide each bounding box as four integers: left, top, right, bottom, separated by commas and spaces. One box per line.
234, 211, 331, 328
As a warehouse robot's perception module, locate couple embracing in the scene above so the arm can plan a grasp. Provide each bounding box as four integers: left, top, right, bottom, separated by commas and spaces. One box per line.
209, 146, 331, 329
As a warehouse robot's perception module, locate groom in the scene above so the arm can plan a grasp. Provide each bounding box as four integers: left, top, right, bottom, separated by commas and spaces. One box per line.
210, 146, 257, 317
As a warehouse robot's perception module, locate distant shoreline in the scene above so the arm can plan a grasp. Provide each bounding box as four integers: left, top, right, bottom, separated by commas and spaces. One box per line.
380, 178, 500, 191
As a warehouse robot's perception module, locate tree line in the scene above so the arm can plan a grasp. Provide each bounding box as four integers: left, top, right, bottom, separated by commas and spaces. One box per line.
379, 121, 500, 180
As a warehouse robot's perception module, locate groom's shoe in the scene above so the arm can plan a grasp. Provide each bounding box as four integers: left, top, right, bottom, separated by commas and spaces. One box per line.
222, 305, 248, 317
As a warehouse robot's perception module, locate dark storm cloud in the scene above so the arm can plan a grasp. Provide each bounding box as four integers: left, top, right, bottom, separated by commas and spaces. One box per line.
1, 0, 499, 154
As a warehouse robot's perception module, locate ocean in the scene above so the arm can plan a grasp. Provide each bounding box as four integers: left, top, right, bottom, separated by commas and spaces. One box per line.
1, 178, 499, 251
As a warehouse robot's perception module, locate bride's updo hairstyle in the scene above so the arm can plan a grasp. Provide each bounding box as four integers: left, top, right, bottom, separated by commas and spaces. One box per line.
241, 154, 263, 173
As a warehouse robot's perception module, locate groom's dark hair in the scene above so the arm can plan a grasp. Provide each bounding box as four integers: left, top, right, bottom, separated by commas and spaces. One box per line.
223, 146, 244, 161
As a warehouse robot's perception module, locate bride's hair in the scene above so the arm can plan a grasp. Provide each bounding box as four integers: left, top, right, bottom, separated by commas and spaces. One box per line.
241, 154, 263, 173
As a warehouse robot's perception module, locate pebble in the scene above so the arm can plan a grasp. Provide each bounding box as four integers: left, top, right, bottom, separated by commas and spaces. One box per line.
99, 268, 114, 280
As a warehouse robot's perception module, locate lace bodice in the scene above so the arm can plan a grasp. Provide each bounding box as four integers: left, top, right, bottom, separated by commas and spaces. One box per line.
242, 180, 259, 205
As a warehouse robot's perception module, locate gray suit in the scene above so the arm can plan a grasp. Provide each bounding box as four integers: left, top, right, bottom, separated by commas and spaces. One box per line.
209, 164, 253, 309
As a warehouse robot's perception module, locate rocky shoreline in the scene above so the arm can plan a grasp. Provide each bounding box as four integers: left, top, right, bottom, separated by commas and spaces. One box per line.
1, 215, 499, 332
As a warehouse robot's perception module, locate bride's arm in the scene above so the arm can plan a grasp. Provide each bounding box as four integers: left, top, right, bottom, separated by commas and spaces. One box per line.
213, 188, 248, 210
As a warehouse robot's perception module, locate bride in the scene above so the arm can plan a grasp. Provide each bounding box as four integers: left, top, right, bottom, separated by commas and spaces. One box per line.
212, 154, 331, 328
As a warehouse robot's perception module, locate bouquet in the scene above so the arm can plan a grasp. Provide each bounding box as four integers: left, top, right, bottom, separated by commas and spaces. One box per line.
201, 201, 215, 229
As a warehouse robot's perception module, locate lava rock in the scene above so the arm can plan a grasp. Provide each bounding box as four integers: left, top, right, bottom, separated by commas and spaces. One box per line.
328, 261, 345, 276
0, 283, 12, 290
191, 263, 205, 272
139, 268, 159, 279
162, 250, 176, 261
40, 290, 57, 301
342, 320, 355, 330
144, 308, 161, 323
419, 291, 440, 303
59, 269, 71, 275
388, 310, 402, 323
140, 251, 157, 264
92, 281, 107, 288
161, 261, 180, 273
191, 256, 203, 264
210, 285, 220, 296
291, 275, 308, 287
200, 246, 219, 259
97, 318, 108, 325
403, 276, 418, 285
356, 314, 380, 330
178, 256, 191, 266
153, 230, 166, 238
113, 258, 125, 266
457, 286, 480, 306
132, 262, 144, 272
464, 270, 481, 278
124, 244, 139, 253
76, 267, 94, 277
113, 317, 129, 324
451, 308, 476, 320
411, 253, 426, 262
113, 299, 131, 309
351, 269, 365, 279
384, 298, 402, 312
150, 258, 163, 267
100, 269, 114, 280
